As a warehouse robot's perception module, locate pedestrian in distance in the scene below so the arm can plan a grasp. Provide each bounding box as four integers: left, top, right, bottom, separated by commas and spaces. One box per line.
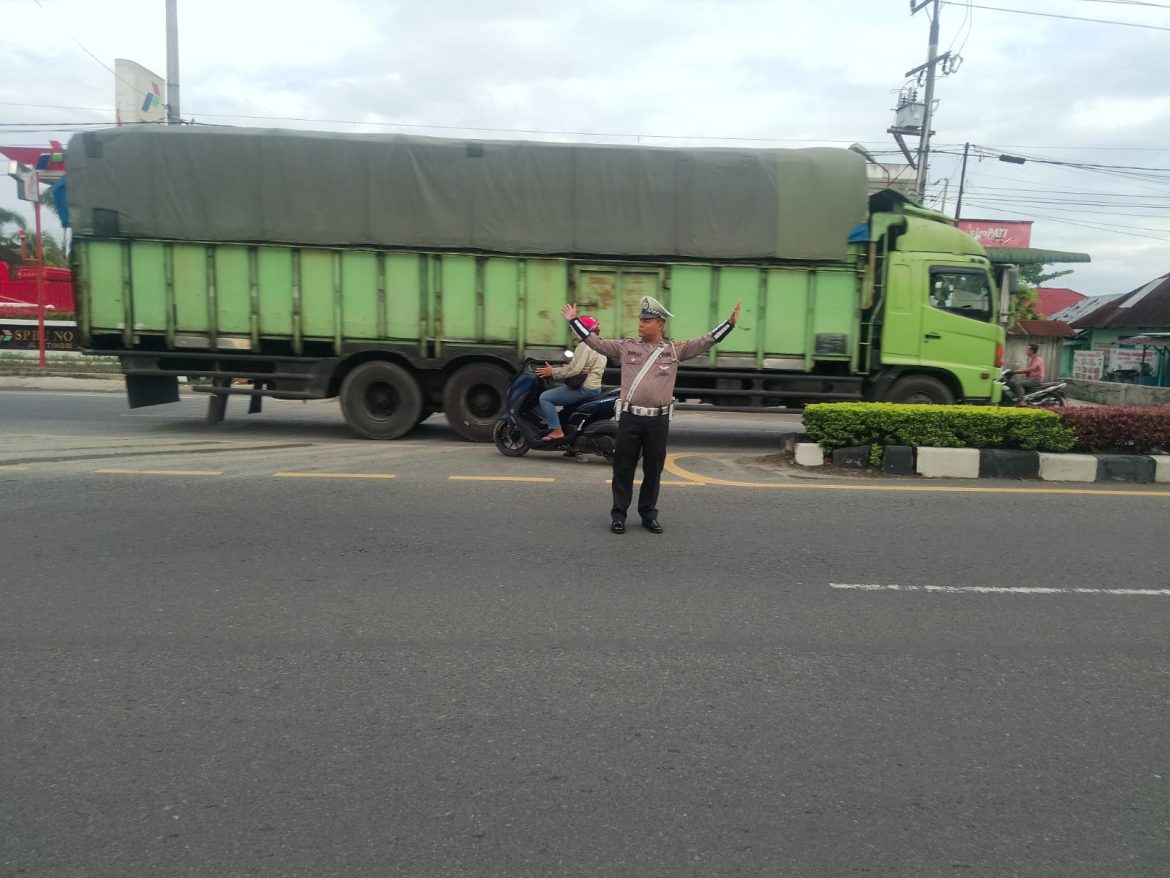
534, 315, 607, 441
561, 296, 741, 534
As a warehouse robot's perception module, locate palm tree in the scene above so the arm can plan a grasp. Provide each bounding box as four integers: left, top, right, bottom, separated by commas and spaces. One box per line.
0, 207, 29, 272
0, 206, 66, 270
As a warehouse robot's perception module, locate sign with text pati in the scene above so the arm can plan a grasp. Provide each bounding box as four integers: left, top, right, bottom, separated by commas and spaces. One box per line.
958, 219, 1033, 249
0, 320, 78, 351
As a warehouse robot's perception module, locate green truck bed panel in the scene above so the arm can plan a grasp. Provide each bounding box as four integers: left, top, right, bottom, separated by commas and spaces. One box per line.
78, 239, 864, 367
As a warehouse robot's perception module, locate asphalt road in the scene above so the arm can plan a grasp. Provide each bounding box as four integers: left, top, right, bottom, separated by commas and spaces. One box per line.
2, 390, 1168, 877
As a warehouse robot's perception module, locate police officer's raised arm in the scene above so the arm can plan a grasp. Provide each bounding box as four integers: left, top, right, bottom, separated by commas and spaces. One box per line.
562, 303, 624, 358
673, 300, 742, 361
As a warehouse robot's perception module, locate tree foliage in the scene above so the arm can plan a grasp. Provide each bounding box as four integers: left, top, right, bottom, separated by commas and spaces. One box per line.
1009, 283, 1043, 325
1009, 263, 1074, 326
1019, 264, 1074, 286
0, 206, 66, 271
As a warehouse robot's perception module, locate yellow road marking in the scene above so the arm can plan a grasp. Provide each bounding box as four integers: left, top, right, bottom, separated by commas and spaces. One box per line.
273, 472, 396, 480
0, 465, 29, 471
95, 468, 223, 477
449, 475, 555, 483
664, 453, 1170, 498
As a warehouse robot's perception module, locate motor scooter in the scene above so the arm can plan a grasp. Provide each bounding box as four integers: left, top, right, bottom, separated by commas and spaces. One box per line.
997, 367, 1068, 408
493, 358, 619, 461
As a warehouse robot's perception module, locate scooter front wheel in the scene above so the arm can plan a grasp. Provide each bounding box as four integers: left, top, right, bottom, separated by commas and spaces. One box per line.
493, 419, 531, 457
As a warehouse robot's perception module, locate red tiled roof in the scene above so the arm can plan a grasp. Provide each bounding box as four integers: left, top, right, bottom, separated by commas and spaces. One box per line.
1034, 287, 1085, 319
1009, 320, 1077, 338
1070, 273, 1170, 329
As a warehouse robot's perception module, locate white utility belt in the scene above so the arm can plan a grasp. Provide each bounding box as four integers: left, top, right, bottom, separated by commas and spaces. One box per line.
618, 402, 674, 418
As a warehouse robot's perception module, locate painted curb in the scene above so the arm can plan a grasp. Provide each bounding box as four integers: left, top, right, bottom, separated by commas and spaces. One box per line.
795, 444, 1169, 485
979, 449, 1040, 480
794, 442, 824, 467
1038, 453, 1098, 483
1096, 454, 1156, 484
916, 447, 980, 479
1155, 457, 1170, 484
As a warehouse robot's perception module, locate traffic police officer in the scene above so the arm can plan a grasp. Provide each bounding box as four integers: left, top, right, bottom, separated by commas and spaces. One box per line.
561, 296, 741, 534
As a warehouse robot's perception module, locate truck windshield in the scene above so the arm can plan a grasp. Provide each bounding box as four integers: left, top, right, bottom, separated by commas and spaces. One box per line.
929, 268, 992, 323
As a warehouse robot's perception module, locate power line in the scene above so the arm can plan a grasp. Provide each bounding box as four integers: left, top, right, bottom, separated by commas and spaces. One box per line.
964, 144, 1170, 173
24, 0, 155, 107
963, 199, 1170, 241
940, 1, 1170, 30
1069, 0, 1170, 9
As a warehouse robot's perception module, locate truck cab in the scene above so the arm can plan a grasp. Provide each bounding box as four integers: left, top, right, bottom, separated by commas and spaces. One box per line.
873, 204, 1005, 404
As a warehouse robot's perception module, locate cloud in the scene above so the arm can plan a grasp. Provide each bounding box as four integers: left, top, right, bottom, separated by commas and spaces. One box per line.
2, 0, 1168, 294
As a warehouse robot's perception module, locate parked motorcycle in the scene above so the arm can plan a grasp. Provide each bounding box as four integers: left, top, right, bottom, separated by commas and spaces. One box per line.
493, 358, 619, 461
997, 367, 1068, 408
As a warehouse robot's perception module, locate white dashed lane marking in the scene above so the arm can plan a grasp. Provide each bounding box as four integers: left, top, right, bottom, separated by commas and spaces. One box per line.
831, 583, 1170, 596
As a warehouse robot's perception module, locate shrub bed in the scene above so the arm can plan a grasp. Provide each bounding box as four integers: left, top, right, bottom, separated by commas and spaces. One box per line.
1058, 406, 1170, 454
804, 403, 1076, 453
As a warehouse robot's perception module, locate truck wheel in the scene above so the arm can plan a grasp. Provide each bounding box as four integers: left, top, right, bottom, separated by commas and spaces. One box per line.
886, 375, 955, 405
339, 361, 423, 440
443, 363, 510, 442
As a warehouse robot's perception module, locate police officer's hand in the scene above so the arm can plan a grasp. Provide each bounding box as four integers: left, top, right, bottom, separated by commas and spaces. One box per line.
562, 303, 578, 321
535, 362, 555, 378
729, 300, 742, 326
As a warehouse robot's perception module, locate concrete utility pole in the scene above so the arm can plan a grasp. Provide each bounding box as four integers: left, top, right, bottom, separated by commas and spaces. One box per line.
955, 141, 971, 219
166, 0, 181, 124
912, 0, 940, 202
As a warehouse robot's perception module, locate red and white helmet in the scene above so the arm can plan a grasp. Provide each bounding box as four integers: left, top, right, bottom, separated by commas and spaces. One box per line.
578, 315, 600, 334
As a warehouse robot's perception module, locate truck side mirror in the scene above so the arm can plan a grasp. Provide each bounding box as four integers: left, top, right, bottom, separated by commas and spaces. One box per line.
999, 267, 1019, 325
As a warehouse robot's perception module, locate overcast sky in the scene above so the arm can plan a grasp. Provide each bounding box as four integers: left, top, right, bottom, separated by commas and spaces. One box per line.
2, 0, 1168, 296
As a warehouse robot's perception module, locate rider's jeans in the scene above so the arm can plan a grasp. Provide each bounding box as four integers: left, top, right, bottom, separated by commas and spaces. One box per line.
539, 385, 601, 430
1012, 377, 1042, 400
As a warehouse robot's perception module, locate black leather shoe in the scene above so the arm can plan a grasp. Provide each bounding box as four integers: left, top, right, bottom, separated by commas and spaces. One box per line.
641, 519, 664, 534
611, 519, 625, 535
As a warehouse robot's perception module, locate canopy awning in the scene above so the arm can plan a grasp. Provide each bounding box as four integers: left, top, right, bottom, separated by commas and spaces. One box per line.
983, 247, 1092, 265
1119, 333, 1170, 348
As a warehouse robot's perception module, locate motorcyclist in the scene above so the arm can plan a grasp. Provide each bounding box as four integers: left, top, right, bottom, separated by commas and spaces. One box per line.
534, 315, 607, 441
1011, 344, 1046, 404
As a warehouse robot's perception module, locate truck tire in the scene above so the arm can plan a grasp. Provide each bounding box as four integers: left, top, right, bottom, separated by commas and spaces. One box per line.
339, 361, 423, 440
886, 375, 955, 405
443, 363, 510, 442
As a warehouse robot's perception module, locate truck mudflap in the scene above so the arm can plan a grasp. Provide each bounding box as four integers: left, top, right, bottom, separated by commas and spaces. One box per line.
126, 374, 180, 409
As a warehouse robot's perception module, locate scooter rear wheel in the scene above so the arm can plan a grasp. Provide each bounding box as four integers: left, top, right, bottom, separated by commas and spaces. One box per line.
1035, 392, 1066, 408
493, 419, 531, 457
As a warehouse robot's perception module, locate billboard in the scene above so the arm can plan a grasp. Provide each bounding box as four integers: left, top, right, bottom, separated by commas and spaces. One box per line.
0, 320, 79, 351
1072, 350, 1105, 381
115, 59, 165, 125
958, 219, 1033, 249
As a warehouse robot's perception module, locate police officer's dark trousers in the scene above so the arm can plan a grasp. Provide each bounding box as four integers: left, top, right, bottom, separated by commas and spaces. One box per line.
611, 412, 670, 522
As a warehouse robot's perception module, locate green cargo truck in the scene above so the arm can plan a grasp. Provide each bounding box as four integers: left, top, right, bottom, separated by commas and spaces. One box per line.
68, 127, 1008, 441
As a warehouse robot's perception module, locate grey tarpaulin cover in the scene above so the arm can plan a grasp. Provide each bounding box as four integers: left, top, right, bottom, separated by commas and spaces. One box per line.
67, 126, 867, 261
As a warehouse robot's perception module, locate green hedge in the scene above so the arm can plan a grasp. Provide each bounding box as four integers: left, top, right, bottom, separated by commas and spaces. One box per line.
804, 403, 1077, 452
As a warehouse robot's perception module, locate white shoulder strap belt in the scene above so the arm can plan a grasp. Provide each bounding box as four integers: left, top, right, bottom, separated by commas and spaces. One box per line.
617, 344, 666, 420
